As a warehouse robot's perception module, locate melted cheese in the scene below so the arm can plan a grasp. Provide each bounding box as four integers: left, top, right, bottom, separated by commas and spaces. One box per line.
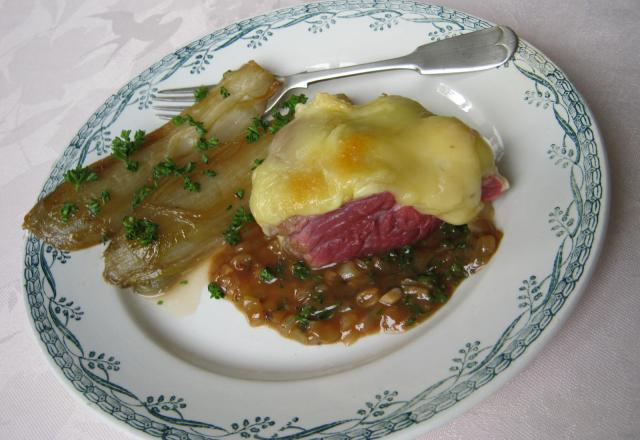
250, 93, 497, 230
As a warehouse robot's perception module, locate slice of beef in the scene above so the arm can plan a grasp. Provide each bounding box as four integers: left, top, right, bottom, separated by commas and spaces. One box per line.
277, 175, 508, 268
278, 192, 440, 268
480, 174, 509, 201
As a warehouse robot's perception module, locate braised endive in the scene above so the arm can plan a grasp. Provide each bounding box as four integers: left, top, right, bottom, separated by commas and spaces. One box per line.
23, 61, 279, 250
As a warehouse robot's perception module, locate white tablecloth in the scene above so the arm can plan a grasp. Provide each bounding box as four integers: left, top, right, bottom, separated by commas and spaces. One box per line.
1, 1, 638, 438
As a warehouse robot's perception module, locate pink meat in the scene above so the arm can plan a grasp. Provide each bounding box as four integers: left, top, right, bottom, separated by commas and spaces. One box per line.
481, 174, 509, 201
277, 175, 507, 268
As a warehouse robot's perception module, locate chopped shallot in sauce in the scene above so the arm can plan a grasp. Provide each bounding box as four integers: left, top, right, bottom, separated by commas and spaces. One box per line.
208, 205, 501, 345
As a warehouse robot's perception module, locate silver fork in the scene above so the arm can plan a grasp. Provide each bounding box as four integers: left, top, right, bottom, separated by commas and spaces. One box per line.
154, 25, 517, 119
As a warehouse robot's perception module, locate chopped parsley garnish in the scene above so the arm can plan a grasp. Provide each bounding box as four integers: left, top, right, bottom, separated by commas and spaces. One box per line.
244, 94, 307, 143
179, 280, 189, 285
219, 86, 231, 98
258, 267, 277, 283
122, 216, 158, 246
64, 165, 98, 190
132, 185, 155, 208
88, 189, 111, 215
418, 269, 448, 303
151, 158, 200, 193
152, 158, 177, 181
157, 300, 164, 305
250, 158, 264, 170
203, 169, 217, 177
447, 262, 468, 281
268, 94, 308, 134
86, 198, 101, 216
385, 245, 414, 267
234, 189, 245, 199
182, 175, 200, 192
246, 117, 268, 143
226, 204, 232, 211
112, 129, 145, 171
295, 305, 312, 330
439, 223, 470, 249
223, 206, 254, 245
402, 296, 425, 327
418, 270, 448, 300
291, 261, 311, 280
60, 202, 78, 223
293, 302, 336, 330
193, 86, 209, 102
208, 282, 225, 299
222, 228, 240, 246
171, 114, 206, 137
196, 136, 218, 152
282, 93, 308, 112
223, 229, 240, 246
171, 114, 218, 161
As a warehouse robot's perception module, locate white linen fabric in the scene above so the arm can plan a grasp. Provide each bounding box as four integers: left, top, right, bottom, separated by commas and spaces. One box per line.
1, 0, 638, 439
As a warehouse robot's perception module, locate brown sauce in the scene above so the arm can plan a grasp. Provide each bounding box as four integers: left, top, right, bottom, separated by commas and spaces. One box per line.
209, 206, 501, 345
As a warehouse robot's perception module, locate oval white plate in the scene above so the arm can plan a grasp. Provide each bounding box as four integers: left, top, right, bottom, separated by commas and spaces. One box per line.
23, 1, 608, 439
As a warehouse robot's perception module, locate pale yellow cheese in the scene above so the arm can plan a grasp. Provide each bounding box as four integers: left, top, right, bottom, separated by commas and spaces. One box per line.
250, 93, 496, 230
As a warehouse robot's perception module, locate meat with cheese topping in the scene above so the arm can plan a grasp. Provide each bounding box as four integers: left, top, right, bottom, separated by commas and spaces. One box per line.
250, 93, 508, 267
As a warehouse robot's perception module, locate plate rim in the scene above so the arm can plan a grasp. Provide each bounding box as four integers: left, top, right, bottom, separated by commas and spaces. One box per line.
21, 1, 610, 439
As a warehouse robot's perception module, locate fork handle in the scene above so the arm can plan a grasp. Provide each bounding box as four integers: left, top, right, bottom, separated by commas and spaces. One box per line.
289, 26, 516, 85
267, 26, 517, 112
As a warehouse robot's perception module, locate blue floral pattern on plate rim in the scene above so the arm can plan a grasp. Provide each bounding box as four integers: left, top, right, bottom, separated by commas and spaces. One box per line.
23, 1, 607, 439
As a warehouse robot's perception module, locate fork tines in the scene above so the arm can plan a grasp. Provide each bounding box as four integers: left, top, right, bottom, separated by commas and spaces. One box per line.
157, 86, 204, 95
152, 89, 199, 116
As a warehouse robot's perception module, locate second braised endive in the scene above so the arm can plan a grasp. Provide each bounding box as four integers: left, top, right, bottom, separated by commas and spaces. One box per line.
103, 134, 273, 294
